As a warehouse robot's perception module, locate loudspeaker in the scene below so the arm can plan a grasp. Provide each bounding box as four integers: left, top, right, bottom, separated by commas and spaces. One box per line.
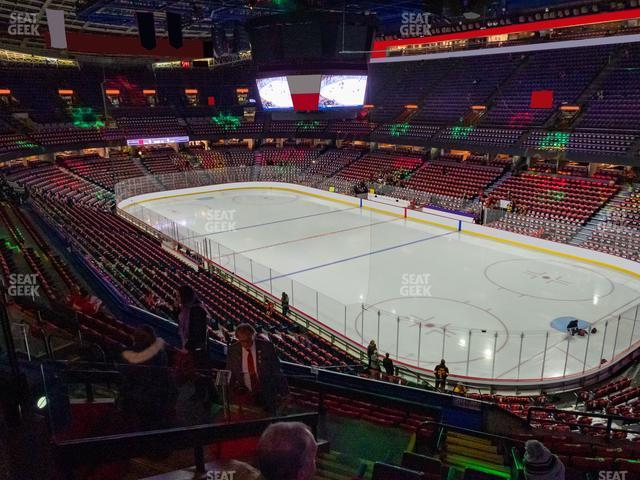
166, 12, 182, 49
136, 12, 156, 50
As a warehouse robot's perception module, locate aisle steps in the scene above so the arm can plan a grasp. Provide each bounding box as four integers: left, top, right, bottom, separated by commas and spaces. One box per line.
570, 184, 639, 246
315, 451, 373, 480
441, 431, 511, 478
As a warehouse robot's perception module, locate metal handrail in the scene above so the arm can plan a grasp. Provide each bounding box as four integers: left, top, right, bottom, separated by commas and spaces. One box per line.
417, 419, 526, 446
416, 419, 522, 479
525, 406, 640, 440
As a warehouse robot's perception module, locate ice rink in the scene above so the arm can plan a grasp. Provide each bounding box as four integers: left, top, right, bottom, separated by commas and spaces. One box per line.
123, 185, 640, 384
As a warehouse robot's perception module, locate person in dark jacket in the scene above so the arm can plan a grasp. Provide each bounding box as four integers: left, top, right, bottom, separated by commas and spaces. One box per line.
226, 323, 288, 415
175, 285, 202, 349
382, 353, 394, 377
281, 292, 290, 317
175, 286, 212, 403
187, 304, 213, 404
434, 359, 449, 392
120, 326, 172, 429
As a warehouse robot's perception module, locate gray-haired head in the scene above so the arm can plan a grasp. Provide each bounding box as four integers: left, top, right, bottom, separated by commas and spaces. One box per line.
257, 422, 317, 480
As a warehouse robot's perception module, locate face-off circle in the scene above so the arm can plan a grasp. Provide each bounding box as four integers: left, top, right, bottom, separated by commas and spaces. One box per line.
484, 258, 615, 302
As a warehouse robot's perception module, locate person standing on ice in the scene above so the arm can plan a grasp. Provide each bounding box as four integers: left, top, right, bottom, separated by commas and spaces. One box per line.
434, 359, 449, 392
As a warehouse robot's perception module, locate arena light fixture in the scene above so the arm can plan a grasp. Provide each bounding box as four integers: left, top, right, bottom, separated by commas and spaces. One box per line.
211, 112, 241, 131
450, 126, 474, 140
16, 140, 41, 150
538, 131, 570, 151
297, 120, 320, 131
71, 106, 105, 129
389, 122, 410, 137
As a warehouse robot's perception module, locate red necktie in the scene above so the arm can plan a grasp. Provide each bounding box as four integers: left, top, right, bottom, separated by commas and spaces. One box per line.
247, 348, 258, 391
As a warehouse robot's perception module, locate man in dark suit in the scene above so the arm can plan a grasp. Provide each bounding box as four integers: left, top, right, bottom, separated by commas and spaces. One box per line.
226, 323, 288, 415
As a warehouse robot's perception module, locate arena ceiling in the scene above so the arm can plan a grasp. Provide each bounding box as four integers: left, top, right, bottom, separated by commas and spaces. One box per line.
0, 0, 428, 53
0, 0, 627, 56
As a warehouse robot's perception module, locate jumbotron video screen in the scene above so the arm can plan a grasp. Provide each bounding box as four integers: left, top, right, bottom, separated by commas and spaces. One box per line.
256, 74, 367, 110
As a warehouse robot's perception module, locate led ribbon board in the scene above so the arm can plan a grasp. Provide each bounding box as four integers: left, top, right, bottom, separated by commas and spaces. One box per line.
126, 136, 190, 146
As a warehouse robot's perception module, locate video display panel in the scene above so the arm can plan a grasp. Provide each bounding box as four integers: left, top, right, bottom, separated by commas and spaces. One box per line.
256, 74, 367, 110
256, 76, 293, 110
318, 75, 368, 109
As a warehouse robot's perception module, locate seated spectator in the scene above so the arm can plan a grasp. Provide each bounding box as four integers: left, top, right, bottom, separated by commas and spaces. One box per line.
523, 439, 565, 480
143, 288, 171, 317
257, 422, 317, 480
265, 300, 275, 319
68, 287, 102, 315
452, 383, 468, 395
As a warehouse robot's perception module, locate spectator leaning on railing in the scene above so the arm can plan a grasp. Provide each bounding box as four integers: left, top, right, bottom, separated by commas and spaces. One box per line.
226, 323, 289, 415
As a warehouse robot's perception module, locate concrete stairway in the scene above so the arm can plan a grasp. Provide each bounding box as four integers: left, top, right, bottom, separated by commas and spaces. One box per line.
570, 183, 639, 246
440, 431, 511, 479
315, 451, 374, 480
484, 170, 512, 196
